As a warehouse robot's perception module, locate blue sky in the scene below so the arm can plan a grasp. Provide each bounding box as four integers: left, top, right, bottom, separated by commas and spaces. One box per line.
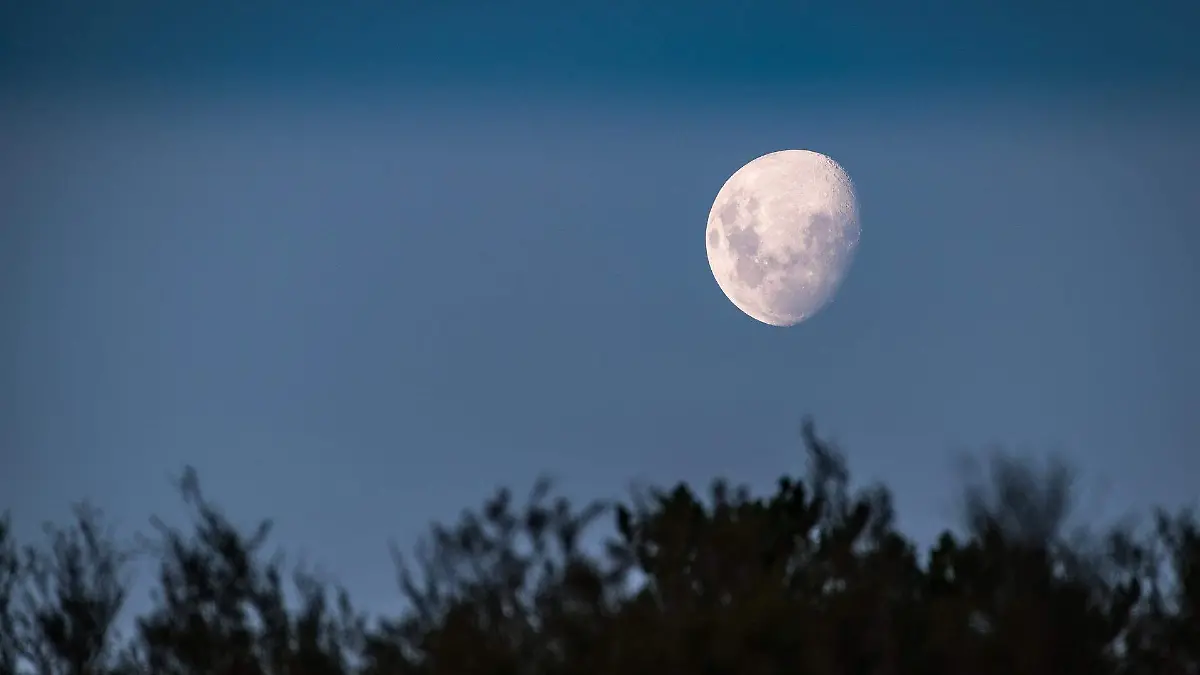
2, 1, 1198, 619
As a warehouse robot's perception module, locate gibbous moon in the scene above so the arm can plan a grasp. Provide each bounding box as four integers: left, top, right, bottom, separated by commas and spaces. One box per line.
706, 150, 860, 326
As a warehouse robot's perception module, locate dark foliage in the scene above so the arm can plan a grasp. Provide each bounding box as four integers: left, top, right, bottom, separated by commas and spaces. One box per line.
3, 420, 1197, 675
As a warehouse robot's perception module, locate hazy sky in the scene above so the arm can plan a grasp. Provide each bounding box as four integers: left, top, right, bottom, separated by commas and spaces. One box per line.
3, 1, 1198, 618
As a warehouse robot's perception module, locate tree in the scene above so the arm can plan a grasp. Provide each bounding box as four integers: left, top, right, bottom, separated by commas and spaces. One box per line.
1, 516, 22, 675
2, 420, 1196, 674
1, 506, 130, 675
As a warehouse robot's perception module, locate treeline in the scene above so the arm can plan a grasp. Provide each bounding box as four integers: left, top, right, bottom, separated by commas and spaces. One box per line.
1, 421, 1197, 675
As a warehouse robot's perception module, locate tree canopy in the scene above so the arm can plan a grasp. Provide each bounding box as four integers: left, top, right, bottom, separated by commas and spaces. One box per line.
2, 421, 1197, 675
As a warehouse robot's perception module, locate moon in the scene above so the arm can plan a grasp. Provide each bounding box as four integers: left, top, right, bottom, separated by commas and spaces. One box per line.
705, 149, 860, 326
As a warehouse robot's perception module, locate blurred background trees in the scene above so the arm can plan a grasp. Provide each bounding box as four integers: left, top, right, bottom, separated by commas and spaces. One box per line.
2, 421, 1197, 675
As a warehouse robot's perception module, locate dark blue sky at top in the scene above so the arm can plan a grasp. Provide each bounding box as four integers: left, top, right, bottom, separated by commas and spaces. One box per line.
3, 1, 1198, 91
2, 1, 1198, 619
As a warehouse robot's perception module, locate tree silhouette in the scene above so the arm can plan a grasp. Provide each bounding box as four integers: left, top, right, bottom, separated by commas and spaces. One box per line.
2, 420, 1197, 674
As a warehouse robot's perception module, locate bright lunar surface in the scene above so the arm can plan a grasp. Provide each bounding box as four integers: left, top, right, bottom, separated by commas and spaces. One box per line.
705, 150, 860, 326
